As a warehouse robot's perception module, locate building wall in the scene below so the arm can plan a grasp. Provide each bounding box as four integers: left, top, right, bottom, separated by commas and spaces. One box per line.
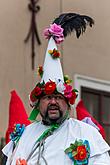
63, 0, 110, 81
0, 0, 110, 138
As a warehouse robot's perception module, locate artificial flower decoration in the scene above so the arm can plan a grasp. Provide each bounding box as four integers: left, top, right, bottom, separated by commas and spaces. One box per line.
10, 124, 25, 143
37, 66, 43, 78
56, 79, 65, 95
30, 85, 42, 103
64, 75, 72, 84
64, 84, 73, 98
44, 81, 56, 94
48, 48, 60, 59
29, 78, 78, 107
16, 158, 27, 165
64, 84, 77, 105
65, 139, 90, 165
43, 23, 64, 44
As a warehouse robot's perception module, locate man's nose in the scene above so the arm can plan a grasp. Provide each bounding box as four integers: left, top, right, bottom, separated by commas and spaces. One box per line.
49, 97, 57, 104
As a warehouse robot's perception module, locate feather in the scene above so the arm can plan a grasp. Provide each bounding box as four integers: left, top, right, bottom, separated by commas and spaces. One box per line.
53, 13, 94, 38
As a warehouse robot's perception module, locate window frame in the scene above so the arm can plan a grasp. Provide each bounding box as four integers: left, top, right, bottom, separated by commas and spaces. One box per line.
74, 74, 110, 105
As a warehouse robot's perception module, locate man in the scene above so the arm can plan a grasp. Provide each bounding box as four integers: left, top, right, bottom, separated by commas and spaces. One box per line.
3, 92, 110, 164
2, 13, 110, 164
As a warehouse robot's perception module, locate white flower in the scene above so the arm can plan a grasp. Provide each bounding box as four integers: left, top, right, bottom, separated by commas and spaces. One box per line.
56, 79, 65, 94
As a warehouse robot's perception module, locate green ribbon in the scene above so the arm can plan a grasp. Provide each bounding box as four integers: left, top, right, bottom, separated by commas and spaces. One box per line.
28, 108, 40, 121
36, 124, 59, 143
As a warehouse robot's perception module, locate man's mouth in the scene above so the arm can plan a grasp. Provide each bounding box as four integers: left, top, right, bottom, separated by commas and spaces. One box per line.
42, 104, 63, 124
48, 105, 59, 111
47, 105, 60, 117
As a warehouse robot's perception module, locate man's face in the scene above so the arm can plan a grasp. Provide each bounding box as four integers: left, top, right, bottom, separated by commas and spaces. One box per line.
39, 93, 69, 123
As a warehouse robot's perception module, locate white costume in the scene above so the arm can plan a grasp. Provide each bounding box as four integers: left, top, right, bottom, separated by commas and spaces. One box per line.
3, 118, 110, 165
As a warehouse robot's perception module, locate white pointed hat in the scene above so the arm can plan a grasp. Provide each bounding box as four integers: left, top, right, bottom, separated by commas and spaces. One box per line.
41, 37, 64, 83
41, 13, 94, 83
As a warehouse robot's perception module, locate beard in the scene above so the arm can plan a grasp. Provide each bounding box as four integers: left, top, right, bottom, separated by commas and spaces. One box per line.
40, 104, 65, 125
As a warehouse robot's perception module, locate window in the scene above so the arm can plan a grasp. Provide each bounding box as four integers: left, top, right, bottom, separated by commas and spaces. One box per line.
74, 74, 110, 144
81, 87, 110, 144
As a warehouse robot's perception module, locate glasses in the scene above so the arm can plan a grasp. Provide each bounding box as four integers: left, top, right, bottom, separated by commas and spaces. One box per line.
42, 94, 65, 101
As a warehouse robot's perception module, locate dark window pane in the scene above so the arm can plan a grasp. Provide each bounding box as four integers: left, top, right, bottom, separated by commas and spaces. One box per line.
82, 92, 99, 121
102, 96, 110, 124
81, 87, 110, 145
104, 126, 110, 145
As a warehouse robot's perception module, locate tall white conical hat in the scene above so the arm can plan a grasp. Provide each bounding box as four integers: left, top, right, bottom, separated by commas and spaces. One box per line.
41, 37, 64, 83
29, 13, 94, 111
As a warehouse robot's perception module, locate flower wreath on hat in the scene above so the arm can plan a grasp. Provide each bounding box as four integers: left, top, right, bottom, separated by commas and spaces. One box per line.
30, 75, 78, 106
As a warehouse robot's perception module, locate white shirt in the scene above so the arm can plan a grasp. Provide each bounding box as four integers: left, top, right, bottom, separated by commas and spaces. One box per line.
3, 118, 110, 165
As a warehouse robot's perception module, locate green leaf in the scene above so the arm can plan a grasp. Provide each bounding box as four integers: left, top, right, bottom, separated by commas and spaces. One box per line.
73, 89, 78, 92
74, 161, 77, 165
65, 148, 73, 153
72, 151, 77, 156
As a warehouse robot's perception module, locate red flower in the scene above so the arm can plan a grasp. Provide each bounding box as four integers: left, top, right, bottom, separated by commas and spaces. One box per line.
44, 81, 56, 94
74, 145, 87, 161
30, 86, 42, 102
16, 158, 27, 165
53, 49, 60, 58
69, 91, 77, 105
48, 49, 60, 59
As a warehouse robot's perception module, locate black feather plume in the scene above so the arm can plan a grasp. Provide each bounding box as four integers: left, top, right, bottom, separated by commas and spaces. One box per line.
53, 13, 94, 38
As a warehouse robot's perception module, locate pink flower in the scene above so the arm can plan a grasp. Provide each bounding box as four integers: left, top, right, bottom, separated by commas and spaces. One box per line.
64, 84, 73, 99
54, 36, 64, 44
43, 23, 64, 44
43, 28, 50, 39
64, 84, 77, 104
49, 23, 64, 36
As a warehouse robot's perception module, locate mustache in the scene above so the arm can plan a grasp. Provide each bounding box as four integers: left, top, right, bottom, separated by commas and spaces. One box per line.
47, 104, 60, 111
44, 104, 62, 118
41, 103, 63, 125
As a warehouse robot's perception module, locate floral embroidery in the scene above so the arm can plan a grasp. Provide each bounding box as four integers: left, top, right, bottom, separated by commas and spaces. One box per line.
10, 124, 25, 143
16, 158, 27, 165
65, 139, 90, 165
43, 23, 64, 44
48, 48, 60, 59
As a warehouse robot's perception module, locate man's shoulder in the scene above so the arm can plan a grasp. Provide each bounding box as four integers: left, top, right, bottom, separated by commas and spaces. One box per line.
24, 121, 41, 133
69, 118, 97, 130
68, 118, 102, 138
